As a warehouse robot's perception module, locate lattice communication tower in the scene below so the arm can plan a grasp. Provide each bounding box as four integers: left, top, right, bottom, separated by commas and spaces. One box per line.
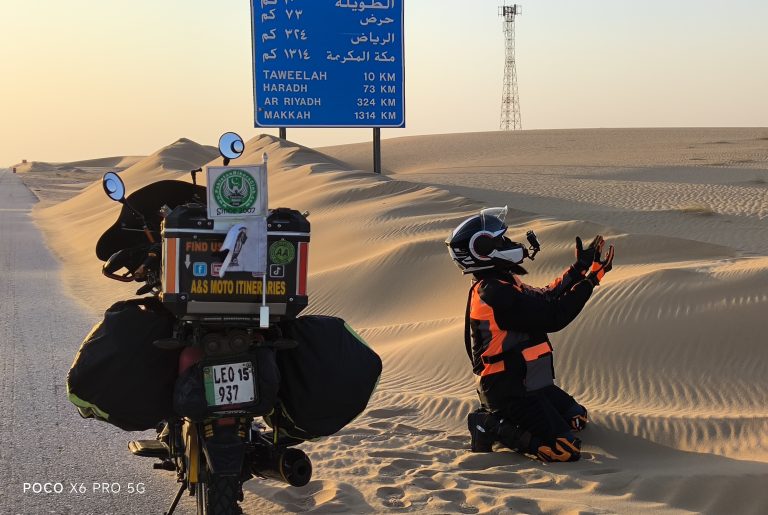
499, 3, 522, 130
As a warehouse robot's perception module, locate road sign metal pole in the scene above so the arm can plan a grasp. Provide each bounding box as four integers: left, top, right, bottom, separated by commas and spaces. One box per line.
279, 128, 286, 140
373, 128, 381, 174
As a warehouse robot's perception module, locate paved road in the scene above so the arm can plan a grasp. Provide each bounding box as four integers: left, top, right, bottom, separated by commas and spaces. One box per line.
0, 170, 195, 514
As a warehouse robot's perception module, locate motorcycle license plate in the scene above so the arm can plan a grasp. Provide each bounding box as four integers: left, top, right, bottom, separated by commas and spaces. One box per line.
203, 361, 255, 407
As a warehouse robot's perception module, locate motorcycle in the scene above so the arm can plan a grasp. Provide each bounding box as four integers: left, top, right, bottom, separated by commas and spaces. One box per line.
97, 133, 312, 515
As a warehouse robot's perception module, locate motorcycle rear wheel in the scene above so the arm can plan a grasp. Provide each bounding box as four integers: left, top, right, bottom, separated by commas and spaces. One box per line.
195, 481, 208, 515
209, 474, 242, 515
196, 472, 241, 515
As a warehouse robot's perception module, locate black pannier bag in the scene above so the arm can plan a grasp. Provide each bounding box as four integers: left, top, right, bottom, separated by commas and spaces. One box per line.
66, 298, 180, 431
268, 316, 382, 440
174, 348, 281, 420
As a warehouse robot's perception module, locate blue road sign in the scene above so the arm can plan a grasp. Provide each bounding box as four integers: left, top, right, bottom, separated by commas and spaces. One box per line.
252, 0, 405, 128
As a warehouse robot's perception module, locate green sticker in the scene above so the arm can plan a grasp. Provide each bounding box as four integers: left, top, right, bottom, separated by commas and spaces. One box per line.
213, 169, 258, 213
270, 240, 296, 265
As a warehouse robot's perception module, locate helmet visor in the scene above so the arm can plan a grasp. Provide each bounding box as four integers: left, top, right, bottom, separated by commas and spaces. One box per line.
489, 244, 526, 265
479, 206, 508, 232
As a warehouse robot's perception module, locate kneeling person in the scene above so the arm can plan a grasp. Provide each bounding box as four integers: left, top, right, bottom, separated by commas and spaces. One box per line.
445, 207, 613, 462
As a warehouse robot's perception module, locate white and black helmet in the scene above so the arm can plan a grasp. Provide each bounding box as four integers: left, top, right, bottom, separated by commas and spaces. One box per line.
445, 206, 528, 274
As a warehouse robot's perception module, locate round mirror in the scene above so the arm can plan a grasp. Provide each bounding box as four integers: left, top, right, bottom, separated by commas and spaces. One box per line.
102, 172, 126, 202
218, 132, 245, 160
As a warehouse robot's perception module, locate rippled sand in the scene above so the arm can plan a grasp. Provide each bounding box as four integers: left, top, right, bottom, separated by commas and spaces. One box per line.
29, 129, 768, 514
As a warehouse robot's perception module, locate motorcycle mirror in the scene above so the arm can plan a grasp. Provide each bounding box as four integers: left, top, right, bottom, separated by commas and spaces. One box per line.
102, 172, 126, 202
100, 171, 155, 243
218, 132, 245, 161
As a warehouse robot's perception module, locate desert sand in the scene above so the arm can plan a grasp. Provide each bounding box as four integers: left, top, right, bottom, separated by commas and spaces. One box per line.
23, 128, 768, 514
15, 154, 146, 206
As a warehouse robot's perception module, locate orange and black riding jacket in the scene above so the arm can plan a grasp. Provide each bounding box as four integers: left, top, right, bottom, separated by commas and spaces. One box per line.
464, 267, 594, 395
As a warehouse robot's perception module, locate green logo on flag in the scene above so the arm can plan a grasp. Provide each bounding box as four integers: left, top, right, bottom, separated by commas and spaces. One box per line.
213, 169, 258, 213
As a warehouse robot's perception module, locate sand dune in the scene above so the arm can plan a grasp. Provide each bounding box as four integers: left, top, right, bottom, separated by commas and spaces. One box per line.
14, 155, 145, 174
19, 138, 216, 206
33, 138, 218, 302
320, 128, 768, 172
32, 130, 768, 514
15, 155, 144, 205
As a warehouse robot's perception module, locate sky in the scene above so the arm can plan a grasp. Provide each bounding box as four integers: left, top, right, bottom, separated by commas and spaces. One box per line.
1, 0, 767, 165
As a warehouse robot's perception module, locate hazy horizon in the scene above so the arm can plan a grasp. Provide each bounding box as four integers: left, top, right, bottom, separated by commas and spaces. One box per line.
2, 0, 767, 165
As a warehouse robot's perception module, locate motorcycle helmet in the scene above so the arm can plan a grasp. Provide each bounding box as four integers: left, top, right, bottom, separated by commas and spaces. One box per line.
445, 206, 528, 274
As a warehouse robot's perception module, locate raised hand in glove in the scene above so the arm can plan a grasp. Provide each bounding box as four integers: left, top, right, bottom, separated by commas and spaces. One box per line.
574, 235, 605, 274
587, 244, 615, 286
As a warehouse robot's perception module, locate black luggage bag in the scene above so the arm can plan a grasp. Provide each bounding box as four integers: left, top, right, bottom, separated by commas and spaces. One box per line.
268, 316, 382, 440
66, 298, 180, 431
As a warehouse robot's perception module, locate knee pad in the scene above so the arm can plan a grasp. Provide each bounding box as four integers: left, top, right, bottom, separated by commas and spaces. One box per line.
467, 409, 498, 453
564, 404, 589, 432
468, 408, 527, 453
535, 434, 581, 462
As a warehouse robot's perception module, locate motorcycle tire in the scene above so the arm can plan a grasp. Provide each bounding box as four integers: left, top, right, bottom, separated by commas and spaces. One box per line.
195, 480, 208, 515
198, 473, 241, 515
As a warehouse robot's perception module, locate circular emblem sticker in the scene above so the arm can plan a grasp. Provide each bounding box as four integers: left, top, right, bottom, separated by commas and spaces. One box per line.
270, 240, 296, 265
213, 169, 258, 214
